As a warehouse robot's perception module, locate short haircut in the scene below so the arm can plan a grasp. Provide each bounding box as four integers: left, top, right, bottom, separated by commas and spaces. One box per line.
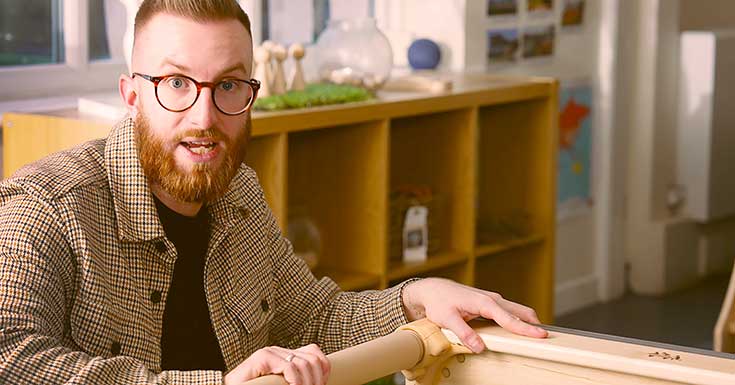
134, 0, 252, 42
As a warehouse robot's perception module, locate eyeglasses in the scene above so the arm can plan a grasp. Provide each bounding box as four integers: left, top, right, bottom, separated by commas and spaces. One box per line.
132, 72, 260, 115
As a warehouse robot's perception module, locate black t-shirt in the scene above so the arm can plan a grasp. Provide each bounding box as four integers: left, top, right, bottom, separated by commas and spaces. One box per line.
154, 196, 226, 371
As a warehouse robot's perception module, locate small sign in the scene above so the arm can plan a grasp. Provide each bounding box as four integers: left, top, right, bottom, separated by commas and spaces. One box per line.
403, 205, 428, 263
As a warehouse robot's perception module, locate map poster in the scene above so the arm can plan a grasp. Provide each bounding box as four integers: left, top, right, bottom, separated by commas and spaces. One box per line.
557, 82, 593, 220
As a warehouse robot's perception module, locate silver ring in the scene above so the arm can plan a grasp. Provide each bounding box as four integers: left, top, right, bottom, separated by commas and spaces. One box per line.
285, 353, 295, 363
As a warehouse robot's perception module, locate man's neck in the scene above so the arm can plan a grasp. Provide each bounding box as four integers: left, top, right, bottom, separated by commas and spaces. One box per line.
150, 184, 203, 217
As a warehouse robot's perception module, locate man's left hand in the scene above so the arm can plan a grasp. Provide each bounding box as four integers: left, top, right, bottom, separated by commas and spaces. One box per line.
401, 278, 548, 353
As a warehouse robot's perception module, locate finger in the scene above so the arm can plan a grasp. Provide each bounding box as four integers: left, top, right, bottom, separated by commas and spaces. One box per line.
479, 298, 547, 338
496, 297, 543, 324
292, 353, 319, 385
443, 310, 486, 353
270, 347, 318, 385
281, 355, 307, 385
297, 344, 330, 379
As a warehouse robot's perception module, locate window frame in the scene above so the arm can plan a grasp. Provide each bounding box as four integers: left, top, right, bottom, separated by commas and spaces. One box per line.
0, 0, 128, 101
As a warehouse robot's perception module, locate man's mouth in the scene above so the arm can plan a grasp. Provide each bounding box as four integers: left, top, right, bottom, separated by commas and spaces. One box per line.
180, 141, 218, 155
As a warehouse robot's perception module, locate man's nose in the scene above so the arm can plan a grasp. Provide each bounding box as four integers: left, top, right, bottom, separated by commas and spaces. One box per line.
188, 87, 218, 129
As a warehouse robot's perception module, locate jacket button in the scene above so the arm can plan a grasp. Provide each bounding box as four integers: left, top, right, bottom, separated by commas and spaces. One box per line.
150, 290, 162, 304
111, 341, 121, 356
238, 208, 250, 220
154, 241, 166, 253
260, 298, 269, 312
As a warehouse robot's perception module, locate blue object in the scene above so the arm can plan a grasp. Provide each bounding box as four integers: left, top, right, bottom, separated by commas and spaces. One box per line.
408, 39, 441, 70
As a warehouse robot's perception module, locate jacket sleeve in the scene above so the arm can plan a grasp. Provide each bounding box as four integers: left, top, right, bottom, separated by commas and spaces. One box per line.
264, 206, 416, 354
0, 192, 222, 385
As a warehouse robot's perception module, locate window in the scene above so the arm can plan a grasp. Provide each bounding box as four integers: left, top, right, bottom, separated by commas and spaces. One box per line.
0, 0, 127, 101
0, 0, 64, 67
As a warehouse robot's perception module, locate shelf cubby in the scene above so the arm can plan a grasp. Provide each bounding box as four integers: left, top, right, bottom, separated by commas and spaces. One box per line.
388, 108, 476, 284
287, 120, 389, 289
476, 100, 555, 245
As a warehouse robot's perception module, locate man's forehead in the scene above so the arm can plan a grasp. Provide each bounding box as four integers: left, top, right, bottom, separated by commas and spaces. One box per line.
133, 13, 252, 76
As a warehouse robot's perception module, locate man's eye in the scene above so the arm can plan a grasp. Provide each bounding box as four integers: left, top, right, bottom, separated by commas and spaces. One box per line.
167, 77, 188, 89
219, 81, 237, 92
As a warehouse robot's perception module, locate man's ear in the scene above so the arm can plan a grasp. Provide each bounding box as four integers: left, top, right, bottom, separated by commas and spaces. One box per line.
119, 74, 139, 118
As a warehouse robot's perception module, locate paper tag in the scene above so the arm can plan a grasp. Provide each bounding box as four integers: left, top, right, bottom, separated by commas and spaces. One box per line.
403, 205, 428, 263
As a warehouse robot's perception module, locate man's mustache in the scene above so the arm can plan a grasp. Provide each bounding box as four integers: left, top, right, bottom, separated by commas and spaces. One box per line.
174, 128, 227, 142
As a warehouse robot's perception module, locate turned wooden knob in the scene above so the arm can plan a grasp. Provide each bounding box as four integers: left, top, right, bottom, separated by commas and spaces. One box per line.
254, 46, 271, 63
289, 43, 305, 60
272, 44, 287, 62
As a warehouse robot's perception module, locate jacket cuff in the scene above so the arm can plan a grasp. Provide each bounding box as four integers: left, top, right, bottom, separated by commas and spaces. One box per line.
375, 277, 423, 336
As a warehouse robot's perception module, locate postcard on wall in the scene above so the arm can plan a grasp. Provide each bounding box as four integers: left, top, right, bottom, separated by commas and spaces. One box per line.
522, 25, 555, 58
487, 0, 518, 18
557, 82, 594, 220
487, 28, 519, 63
561, 0, 585, 27
528, 0, 554, 17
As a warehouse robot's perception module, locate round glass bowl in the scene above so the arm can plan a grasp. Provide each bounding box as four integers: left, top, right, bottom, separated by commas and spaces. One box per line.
314, 18, 393, 91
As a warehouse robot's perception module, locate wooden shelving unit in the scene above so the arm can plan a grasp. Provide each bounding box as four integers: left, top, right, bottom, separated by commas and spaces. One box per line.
2, 73, 558, 322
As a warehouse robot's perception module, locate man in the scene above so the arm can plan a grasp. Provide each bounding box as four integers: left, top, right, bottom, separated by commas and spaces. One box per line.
0, 1, 547, 384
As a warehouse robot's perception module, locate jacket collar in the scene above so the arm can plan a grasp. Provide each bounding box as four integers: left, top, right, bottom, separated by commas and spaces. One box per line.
104, 117, 252, 243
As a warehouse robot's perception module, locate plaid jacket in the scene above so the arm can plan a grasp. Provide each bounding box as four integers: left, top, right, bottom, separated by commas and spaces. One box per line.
0, 117, 410, 384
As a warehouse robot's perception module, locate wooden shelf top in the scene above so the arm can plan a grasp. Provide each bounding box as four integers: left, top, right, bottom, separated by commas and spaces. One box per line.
474, 234, 546, 259
312, 268, 382, 292
251, 74, 555, 136
387, 251, 469, 281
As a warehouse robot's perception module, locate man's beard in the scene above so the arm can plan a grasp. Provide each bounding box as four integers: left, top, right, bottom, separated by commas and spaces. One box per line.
134, 112, 250, 203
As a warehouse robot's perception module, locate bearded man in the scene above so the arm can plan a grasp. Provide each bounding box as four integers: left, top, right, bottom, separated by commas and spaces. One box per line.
0, 1, 547, 384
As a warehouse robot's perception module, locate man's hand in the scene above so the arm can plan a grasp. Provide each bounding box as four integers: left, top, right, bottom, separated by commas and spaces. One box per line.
401, 278, 548, 353
224, 344, 330, 385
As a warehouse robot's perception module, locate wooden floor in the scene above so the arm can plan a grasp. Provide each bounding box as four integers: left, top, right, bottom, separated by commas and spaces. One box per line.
555, 273, 731, 351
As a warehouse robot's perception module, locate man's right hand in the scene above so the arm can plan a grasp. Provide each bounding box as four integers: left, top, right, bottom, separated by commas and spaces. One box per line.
224, 344, 330, 385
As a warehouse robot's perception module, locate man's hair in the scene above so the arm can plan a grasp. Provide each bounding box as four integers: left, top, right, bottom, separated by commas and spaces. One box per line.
134, 0, 252, 41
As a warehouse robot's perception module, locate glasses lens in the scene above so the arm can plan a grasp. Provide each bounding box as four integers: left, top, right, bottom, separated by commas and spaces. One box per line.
157, 76, 198, 111
214, 80, 254, 114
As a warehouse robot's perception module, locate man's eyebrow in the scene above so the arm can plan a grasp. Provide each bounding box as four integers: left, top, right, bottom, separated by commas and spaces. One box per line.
217, 63, 249, 78
160, 58, 191, 73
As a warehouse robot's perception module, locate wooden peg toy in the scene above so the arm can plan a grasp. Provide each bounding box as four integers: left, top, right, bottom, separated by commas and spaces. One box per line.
253, 46, 273, 97
288, 43, 306, 91
271, 44, 288, 95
